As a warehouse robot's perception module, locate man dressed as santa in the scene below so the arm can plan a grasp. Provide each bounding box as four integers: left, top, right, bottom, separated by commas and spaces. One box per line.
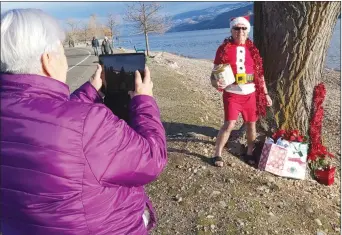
211, 15, 273, 167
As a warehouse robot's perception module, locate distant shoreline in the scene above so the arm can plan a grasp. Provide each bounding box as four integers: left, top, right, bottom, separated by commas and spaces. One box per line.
67, 44, 341, 72
147, 49, 341, 72
113, 45, 341, 71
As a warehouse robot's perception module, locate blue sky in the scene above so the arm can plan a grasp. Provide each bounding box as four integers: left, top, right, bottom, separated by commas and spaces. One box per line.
1, 1, 243, 35
1, 1, 235, 20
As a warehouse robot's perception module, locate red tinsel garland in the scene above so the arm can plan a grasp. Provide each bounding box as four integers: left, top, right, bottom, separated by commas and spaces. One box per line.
308, 83, 334, 161
220, 37, 267, 117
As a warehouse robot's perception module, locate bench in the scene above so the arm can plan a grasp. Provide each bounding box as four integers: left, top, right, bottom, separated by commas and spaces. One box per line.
134, 46, 145, 53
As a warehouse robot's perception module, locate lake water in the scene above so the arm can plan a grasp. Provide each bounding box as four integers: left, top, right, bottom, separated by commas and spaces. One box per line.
118, 19, 341, 71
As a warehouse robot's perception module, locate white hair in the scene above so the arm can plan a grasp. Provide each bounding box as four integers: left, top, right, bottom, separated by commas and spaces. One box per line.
1, 9, 65, 74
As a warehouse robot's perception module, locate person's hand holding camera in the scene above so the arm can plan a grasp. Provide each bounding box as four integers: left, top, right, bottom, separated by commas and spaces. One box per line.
89, 64, 103, 91
128, 67, 153, 98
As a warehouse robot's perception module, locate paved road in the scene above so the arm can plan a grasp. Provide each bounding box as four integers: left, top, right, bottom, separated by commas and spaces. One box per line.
65, 47, 128, 92
65, 47, 98, 92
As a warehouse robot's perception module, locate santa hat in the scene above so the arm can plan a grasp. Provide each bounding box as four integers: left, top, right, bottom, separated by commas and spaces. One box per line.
230, 15, 251, 32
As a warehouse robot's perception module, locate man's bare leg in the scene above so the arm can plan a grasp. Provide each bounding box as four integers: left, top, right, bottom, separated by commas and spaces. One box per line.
245, 122, 257, 164
213, 120, 236, 167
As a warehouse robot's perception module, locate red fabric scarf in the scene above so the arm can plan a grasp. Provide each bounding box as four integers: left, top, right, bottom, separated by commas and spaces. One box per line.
219, 37, 267, 117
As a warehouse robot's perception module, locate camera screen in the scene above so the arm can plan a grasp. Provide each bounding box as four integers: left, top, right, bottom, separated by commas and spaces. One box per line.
99, 53, 145, 94
98, 53, 145, 122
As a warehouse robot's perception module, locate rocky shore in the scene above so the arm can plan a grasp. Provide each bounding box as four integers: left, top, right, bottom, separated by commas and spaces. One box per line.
141, 51, 341, 235
68, 47, 340, 234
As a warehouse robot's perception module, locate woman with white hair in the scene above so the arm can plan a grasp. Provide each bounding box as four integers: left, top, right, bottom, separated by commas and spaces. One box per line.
211, 15, 272, 167
0, 8, 167, 235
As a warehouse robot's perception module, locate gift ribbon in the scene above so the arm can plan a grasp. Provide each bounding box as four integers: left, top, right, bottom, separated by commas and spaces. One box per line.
291, 143, 306, 157
287, 157, 306, 166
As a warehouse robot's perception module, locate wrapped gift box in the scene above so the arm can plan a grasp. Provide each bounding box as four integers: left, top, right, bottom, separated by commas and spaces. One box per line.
211, 64, 235, 88
282, 142, 308, 180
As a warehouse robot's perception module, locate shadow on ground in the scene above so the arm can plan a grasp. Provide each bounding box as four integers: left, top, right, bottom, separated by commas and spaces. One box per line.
162, 121, 266, 167
162, 121, 218, 138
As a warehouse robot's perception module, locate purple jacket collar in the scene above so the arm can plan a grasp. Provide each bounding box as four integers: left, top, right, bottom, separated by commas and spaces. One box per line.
0, 73, 70, 101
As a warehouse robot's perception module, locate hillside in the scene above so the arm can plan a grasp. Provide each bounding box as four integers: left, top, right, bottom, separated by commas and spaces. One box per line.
172, 3, 250, 23
169, 3, 254, 32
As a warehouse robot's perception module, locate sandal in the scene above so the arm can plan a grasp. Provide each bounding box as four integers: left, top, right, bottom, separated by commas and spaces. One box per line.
243, 154, 257, 166
211, 156, 224, 167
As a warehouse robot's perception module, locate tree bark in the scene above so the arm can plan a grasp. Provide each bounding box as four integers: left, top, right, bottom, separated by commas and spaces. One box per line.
142, 3, 150, 57
145, 32, 150, 56
254, 2, 340, 135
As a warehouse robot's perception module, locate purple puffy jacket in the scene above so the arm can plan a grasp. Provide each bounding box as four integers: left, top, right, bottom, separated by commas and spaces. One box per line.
0, 73, 167, 235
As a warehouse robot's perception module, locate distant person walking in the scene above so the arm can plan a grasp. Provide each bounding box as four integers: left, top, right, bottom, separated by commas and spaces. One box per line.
91, 36, 100, 56
69, 38, 74, 48
101, 36, 114, 55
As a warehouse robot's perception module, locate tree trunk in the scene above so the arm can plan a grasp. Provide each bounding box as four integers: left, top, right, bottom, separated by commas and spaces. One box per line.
145, 32, 150, 57
254, 2, 340, 135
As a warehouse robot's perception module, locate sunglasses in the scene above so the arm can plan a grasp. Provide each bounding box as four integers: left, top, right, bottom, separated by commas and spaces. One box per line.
233, 27, 247, 31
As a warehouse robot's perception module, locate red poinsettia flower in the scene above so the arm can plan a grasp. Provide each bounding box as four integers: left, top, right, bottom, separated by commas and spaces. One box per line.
279, 129, 286, 135
291, 130, 299, 137
297, 136, 304, 142
308, 153, 317, 161
272, 129, 287, 141
272, 129, 307, 142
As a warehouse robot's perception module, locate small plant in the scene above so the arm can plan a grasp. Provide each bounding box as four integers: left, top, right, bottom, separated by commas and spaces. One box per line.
308, 144, 334, 171
308, 144, 335, 185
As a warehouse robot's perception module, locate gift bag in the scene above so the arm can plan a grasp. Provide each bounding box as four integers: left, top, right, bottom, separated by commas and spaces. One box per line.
282, 142, 308, 180
258, 138, 308, 180
258, 139, 288, 176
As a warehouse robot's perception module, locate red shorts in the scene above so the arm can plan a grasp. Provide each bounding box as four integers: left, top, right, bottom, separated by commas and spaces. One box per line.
223, 91, 258, 122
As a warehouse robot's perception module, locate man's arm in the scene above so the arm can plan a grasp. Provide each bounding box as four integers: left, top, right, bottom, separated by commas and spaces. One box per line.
260, 76, 269, 94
